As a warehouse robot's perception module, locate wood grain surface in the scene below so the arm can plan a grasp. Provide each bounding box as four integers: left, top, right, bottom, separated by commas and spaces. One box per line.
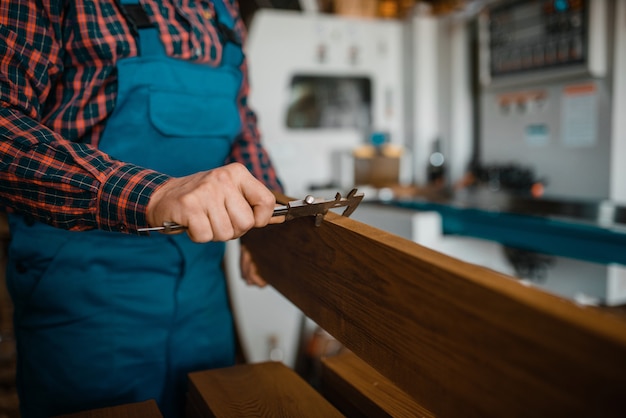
54, 400, 162, 418
242, 196, 626, 418
187, 361, 344, 418
321, 351, 434, 418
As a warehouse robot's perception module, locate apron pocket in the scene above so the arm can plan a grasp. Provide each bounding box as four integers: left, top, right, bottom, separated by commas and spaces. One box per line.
149, 89, 241, 139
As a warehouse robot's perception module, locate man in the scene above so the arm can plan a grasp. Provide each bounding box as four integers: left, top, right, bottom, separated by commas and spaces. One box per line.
0, 1, 282, 416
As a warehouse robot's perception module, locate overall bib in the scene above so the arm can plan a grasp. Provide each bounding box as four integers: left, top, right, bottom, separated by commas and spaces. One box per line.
6, 1, 242, 416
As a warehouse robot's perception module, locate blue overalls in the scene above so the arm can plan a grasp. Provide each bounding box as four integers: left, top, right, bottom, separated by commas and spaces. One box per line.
6, 1, 242, 416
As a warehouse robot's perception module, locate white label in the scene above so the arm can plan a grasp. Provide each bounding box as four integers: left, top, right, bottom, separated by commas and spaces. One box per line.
561, 83, 598, 148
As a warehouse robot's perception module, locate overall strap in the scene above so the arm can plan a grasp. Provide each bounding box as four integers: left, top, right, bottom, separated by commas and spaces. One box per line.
123, 4, 153, 29
118, 0, 165, 57
211, 0, 241, 46
118, 1, 242, 58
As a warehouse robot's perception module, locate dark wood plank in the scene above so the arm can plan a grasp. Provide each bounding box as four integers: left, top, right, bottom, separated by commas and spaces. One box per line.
242, 196, 626, 418
321, 351, 434, 418
187, 361, 344, 418
54, 400, 162, 418
185, 393, 205, 418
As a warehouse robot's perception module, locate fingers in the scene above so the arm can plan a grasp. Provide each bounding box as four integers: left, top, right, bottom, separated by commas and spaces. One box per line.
204, 192, 253, 242
146, 163, 277, 243
268, 215, 286, 224
239, 170, 276, 228
240, 245, 267, 287
205, 164, 272, 240
185, 212, 215, 242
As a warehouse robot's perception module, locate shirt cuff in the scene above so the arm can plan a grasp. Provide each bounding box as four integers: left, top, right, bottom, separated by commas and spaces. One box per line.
97, 163, 170, 234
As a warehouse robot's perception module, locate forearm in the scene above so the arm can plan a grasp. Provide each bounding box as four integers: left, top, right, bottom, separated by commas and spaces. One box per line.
0, 106, 170, 233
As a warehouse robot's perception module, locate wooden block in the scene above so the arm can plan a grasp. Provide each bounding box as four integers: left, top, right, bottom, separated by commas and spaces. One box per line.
241, 193, 626, 417
187, 361, 344, 418
54, 400, 162, 418
321, 351, 434, 418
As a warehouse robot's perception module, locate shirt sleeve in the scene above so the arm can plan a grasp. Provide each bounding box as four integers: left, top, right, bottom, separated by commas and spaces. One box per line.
225, 3, 284, 193
0, 4, 169, 233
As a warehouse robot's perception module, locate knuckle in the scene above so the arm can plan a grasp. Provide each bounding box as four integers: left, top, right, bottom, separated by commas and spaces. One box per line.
214, 225, 235, 242
233, 218, 254, 239
218, 162, 242, 179
209, 168, 232, 184
239, 216, 256, 236
229, 162, 246, 173
261, 190, 275, 206
178, 193, 195, 207
240, 216, 255, 232
188, 230, 213, 243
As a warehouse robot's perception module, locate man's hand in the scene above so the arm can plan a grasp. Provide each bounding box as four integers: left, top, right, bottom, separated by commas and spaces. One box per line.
146, 163, 276, 242
240, 244, 267, 287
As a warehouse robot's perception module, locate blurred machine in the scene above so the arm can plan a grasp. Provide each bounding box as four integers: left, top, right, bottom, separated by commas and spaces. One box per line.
245, 9, 409, 195
478, 0, 617, 201
465, 0, 626, 303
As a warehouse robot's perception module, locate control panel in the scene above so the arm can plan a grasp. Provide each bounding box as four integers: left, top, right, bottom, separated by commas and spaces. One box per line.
480, 0, 607, 87
490, 0, 586, 76
478, 0, 614, 200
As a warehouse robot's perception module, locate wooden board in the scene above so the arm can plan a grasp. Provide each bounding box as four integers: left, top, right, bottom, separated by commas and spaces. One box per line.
187, 361, 344, 418
242, 196, 626, 417
321, 351, 434, 418
54, 400, 162, 418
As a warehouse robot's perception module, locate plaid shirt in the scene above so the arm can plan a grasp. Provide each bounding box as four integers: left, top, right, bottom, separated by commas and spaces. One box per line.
0, 0, 282, 234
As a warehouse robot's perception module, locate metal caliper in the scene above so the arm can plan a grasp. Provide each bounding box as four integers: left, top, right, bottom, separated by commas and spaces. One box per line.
138, 188, 364, 233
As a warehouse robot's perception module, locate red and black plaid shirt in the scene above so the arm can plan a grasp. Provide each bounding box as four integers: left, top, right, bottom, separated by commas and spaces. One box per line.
0, 0, 282, 233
